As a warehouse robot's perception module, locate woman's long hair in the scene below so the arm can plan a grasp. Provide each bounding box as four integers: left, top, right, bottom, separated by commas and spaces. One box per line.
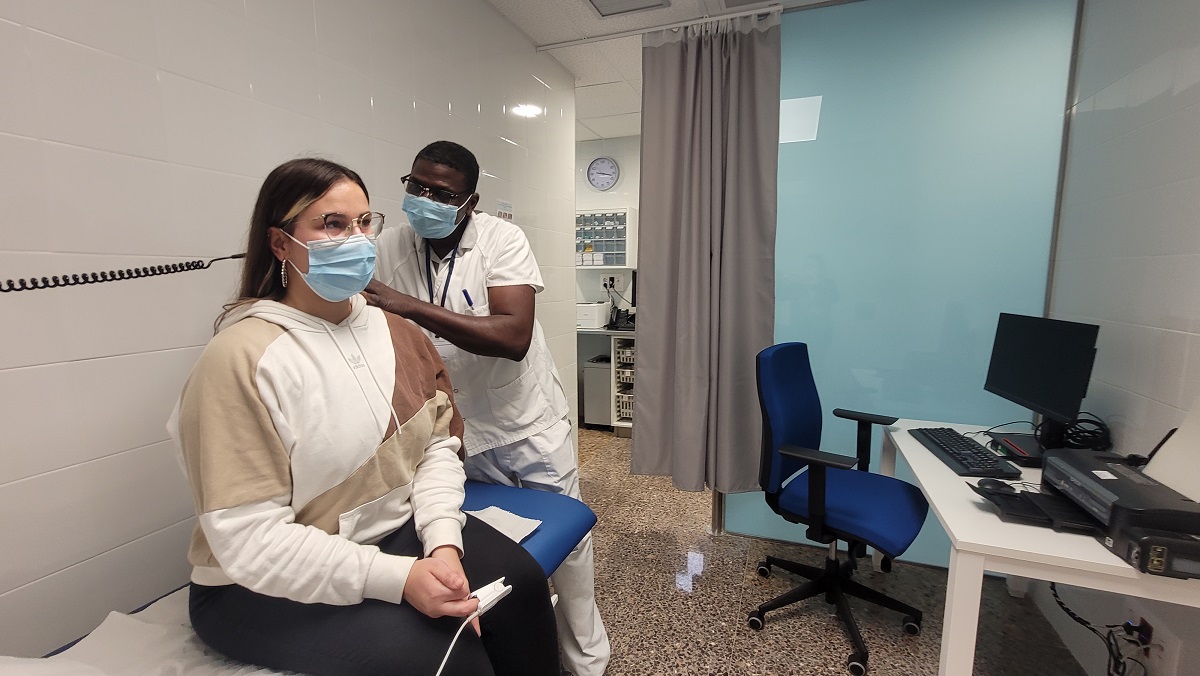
215, 158, 368, 332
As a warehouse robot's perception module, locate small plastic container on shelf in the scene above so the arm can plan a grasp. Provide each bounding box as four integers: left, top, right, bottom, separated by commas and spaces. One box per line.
615, 392, 634, 420
616, 368, 635, 384
615, 346, 636, 364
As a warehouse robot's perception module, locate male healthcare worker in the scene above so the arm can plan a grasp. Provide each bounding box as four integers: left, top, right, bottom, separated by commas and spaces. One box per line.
363, 141, 610, 676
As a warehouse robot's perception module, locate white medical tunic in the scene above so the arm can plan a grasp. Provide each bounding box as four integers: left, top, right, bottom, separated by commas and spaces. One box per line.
374, 211, 570, 455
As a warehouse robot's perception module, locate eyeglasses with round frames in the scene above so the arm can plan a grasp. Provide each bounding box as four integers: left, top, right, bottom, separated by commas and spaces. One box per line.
289, 211, 386, 244
400, 174, 466, 205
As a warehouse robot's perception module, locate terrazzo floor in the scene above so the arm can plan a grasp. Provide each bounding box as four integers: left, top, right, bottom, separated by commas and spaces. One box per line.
574, 427, 1088, 676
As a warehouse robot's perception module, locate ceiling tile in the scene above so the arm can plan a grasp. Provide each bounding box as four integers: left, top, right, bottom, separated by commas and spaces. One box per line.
579, 112, 641, 138
576, 81, 641, 118
587, 0, 670, 18
576, 121, 602, 141
547, 44, 624, 87
575, 0, 706, 37
484, 0, 589, 45
489, 0, 800, 129
594, 35, 643, 82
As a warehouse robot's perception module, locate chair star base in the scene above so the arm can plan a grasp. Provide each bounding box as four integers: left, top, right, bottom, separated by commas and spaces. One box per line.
747, 546, 922, 676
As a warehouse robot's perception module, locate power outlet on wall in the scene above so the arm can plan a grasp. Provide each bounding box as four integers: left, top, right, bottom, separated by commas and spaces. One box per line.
610, 274, 624, 288
1124, 602, 1182, 675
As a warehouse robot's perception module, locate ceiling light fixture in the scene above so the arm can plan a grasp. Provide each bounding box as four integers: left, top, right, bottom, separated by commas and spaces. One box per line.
512, 104, 543, 117
587, 0, 669, 18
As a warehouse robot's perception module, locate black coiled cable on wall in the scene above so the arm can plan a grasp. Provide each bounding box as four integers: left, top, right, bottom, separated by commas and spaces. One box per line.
1035, 411, 1113, 451
1, 253, 245, 293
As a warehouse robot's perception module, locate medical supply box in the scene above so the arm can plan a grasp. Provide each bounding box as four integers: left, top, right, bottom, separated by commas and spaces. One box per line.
576, 301, 611, 329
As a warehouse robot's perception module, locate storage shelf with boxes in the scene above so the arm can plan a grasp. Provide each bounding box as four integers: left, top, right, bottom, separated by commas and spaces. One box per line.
575, 208, 637, 269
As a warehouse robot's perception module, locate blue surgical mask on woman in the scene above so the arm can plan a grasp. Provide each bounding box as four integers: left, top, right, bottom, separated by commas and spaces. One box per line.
285, 232, 377, 302
402, 193, 468, 240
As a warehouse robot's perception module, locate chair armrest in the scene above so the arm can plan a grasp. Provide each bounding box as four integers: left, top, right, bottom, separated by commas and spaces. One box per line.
833, 408, 898, 426
780, 444, 858, 470
779, 444, 856, 545
832, 408, 897, 472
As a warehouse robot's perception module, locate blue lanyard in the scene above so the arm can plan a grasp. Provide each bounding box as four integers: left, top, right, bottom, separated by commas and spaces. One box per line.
425, 244, 458, 308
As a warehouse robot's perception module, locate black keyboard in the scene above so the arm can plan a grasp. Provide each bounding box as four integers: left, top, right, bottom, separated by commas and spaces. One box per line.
909, 427, 1022, 479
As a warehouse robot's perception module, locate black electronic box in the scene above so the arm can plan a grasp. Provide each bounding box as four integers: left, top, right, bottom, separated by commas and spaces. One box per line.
1041, 447, 1200, 578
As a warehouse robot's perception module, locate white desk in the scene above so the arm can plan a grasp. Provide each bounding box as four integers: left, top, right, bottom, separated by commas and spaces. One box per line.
881, 419, 1200, 676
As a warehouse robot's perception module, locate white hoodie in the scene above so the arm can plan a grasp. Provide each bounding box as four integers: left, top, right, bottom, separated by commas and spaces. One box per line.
168, 295, 465, 606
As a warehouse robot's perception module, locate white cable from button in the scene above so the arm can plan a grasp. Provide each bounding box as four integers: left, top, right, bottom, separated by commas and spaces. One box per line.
433, 613, 476, 676
433, 578, 511, 676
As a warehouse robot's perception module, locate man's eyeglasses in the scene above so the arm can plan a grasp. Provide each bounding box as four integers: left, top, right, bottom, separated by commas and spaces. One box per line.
290, 211, 386, 244
401, 174, 465, 205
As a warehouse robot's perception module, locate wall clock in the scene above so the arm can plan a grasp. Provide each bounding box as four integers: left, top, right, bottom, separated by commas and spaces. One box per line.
587, 156, 619, 191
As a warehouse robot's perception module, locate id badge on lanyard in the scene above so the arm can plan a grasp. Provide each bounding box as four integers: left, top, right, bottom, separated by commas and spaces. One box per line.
427, 245, 460, 363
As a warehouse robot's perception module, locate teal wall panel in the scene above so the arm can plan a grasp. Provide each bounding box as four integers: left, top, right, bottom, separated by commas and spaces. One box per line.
726, 0, 1078, 567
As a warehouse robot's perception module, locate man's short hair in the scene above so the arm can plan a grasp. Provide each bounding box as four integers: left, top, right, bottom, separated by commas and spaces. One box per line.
416, 140, 480, 194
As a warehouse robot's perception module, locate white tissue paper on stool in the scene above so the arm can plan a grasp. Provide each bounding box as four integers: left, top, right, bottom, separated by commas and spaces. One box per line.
464, 506, 541, 543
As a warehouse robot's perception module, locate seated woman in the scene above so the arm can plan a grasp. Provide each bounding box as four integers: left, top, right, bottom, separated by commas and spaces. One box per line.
168, 157, 559, 676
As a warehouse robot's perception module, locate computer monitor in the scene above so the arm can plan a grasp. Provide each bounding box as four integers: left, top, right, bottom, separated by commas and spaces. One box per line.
984, 312, 1099, 449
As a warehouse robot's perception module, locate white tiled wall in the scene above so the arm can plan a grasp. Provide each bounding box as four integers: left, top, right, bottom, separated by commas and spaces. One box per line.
0, 0, 575, 657
576, 135, 640, 303
1041, 0, 1200, 673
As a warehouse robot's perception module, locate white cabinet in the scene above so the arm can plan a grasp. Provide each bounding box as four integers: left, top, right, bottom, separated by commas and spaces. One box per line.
576, 330, 636, 436
575, 207, 637, 269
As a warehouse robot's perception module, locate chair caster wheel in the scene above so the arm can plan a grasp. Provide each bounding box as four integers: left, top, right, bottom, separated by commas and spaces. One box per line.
902, 615, 921, 635
847, 653, 868, 675
756, 561, 771, 578
747, 611, 765, 631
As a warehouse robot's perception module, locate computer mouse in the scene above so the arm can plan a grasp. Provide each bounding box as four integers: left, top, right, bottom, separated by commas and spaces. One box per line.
977, 478, 1016, 493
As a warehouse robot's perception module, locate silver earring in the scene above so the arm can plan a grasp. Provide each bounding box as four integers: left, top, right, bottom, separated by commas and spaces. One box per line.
281, 260, 288, 288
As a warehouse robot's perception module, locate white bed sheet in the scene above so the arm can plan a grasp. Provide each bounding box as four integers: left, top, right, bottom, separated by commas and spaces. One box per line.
0, 589, 290, 675
0, 507, 536, 674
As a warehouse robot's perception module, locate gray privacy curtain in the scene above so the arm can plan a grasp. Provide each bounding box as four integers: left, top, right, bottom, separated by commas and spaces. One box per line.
631, 12, 780, 493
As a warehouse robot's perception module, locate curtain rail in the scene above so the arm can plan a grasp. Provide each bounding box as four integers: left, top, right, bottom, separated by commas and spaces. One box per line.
534, 4, 783, 52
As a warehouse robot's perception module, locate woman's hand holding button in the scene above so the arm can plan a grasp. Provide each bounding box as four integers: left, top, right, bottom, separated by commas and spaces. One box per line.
403, 555, 478, 623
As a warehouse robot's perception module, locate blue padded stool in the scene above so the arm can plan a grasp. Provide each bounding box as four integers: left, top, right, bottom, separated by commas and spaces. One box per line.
462, 480, 597, 577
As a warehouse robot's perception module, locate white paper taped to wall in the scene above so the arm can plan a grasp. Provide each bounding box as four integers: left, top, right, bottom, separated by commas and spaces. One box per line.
779, 96, 823, 143
1143, 399, 1200, 502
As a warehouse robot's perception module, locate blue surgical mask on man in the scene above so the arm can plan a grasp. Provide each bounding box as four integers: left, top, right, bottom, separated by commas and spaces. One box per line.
402, 193, 468, 240
285, 232, 377, 302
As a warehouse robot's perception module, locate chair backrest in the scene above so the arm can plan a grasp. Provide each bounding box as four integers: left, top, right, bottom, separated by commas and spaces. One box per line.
756, 343, 824, 495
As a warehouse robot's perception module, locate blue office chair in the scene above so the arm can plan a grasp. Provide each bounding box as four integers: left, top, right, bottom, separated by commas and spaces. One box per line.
747, 343, 929, 676
462, 480, 597, 576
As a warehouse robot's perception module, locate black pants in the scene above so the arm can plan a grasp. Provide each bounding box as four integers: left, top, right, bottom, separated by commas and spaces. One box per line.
189, 515, 560, 676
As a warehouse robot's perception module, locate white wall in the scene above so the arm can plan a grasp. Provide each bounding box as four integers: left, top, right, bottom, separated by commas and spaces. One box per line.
1040, 0, 1200, 673
0, 0, 575, 658
576, 135, 639, 303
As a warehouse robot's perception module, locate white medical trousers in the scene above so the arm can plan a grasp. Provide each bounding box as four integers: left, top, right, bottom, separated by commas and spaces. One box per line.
464, 417, 610, 676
